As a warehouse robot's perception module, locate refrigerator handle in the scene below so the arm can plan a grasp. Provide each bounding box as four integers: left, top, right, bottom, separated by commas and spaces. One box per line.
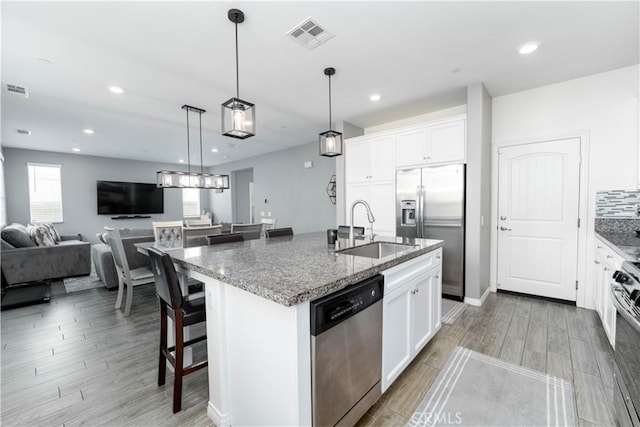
416, 185, 423, 237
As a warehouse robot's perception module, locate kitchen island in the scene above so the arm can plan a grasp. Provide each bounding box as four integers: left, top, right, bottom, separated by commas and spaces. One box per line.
165, 231, 443, 426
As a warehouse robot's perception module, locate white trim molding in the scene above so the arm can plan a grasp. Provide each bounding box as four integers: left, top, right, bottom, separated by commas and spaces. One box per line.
464, 286, 491, 307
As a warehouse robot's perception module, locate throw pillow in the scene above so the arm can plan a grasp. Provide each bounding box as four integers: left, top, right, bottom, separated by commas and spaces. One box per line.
41, 223, 61, 242
1, 224, 37, 248
26, 224, 56, 246
1, 238, 15, 250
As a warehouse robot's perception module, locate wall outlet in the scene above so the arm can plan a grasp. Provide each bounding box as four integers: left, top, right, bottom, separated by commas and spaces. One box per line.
261, 211, 265, 217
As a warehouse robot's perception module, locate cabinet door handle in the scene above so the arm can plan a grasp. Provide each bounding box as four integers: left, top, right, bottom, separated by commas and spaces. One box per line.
594, 260, 601, 265
606, 255, 613, 259
500, 216, 507, 221
500, 226, 512, 231
436, 255, 441, 259
604, 267, 610, 272
597, 246, 603, 249
435, 275, 440, 279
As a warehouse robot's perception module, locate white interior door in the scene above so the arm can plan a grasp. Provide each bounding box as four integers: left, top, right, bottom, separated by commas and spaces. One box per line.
497, 138, 581, 301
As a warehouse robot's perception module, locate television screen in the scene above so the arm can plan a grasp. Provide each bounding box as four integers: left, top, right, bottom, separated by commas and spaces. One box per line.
97, 181, 164, 215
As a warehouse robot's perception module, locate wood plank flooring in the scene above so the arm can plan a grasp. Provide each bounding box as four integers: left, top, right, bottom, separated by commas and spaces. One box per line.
2, 287, 615, 426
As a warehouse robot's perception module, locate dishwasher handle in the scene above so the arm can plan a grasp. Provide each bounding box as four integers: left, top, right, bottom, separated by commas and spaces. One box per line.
310, 274, 384, 336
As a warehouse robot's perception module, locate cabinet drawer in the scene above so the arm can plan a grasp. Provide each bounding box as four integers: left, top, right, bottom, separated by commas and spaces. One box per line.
595, 238, 625, 270
383, 248, 442, 294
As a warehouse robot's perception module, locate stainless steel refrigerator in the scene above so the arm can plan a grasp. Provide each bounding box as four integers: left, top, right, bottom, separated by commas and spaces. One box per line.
396, 164, 465, 300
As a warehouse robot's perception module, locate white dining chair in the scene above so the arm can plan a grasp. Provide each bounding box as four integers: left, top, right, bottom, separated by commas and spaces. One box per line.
152, 221, 184, 248
107, 228, 155, 316
231, 223, 263, 240
260, 218, 276, 237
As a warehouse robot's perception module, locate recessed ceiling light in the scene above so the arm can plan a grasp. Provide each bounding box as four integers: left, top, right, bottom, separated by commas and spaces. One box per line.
179, 159, 185, 163
83, 129, 95, 134
451, 67, 461, 74
108, 86, 126, 94
518, 41, 540, 55
72, 148, 81, 152
211, 148, 219, 153
369, 94, 381, 102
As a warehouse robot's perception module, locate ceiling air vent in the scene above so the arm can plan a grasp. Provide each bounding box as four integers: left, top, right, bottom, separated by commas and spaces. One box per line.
16, 129, 32, 135
6, 84, 29, 98
286, 17, 335, 50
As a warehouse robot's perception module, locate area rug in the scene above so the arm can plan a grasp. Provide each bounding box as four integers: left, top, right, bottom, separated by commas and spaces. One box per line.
407, 347, 576, 427
63, 266, 103, 293
442, 299, 467, 325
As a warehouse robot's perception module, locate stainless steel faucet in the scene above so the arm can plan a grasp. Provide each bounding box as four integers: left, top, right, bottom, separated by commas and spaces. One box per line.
349, 199, 375, 246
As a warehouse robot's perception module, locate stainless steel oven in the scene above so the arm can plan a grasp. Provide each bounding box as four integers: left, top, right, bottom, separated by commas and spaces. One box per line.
611, 262, 640, 426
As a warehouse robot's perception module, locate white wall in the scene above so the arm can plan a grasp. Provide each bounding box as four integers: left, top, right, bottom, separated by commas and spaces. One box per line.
366, 105, 467, 134
209, 141, 336, 234
492, 64, 640, 308
4, 148, 209, 243
465, 83, 493, 302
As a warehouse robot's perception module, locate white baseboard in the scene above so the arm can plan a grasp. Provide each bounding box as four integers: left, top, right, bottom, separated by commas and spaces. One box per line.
464, 286, 491, 307
208, 401, 231, 427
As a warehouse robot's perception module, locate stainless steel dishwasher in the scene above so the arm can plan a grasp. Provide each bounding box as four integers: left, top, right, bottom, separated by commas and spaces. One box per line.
311, 274, 384, 426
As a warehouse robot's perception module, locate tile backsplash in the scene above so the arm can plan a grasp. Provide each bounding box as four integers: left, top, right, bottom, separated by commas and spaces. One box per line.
596, 189, 640, 218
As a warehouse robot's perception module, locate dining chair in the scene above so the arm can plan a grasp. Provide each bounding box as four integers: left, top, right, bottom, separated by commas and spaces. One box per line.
184, 218, 211, 227
265, 227, 294, 238
231, 223, 263, 241
152, 221, 184, 247
206, 233, 245, 245
260, 218, 276, 236
147, 247, 207, 413
107, 228, 155, 316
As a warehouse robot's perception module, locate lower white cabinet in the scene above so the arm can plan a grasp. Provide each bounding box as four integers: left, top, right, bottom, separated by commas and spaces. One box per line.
594, 237, 622, 348
381, 251, 442, 392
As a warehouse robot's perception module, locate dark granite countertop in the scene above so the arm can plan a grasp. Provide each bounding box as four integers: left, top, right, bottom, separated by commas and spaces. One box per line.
595, 231, 640, 261
163, 232, 444, 307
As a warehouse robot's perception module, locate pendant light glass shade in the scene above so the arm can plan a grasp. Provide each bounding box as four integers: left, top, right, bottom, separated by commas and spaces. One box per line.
319, 67, 343, 157
221, 97, 255, 139
157, 105, 230, 189
222, 9, 255, 140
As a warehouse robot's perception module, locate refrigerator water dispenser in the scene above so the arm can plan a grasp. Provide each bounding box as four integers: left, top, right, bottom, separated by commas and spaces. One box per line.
400, 200, 417, 226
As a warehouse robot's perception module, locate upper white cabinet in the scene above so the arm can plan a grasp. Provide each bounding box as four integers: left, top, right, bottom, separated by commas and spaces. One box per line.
396, 118, 466, 168
345, 135, 396, 183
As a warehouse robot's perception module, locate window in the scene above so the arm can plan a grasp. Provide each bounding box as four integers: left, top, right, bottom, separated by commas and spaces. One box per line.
27, 163, 63, 223
182, 188, 200, 217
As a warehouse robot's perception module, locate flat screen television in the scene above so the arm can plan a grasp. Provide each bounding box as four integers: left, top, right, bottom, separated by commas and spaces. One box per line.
97, 180, 164, 215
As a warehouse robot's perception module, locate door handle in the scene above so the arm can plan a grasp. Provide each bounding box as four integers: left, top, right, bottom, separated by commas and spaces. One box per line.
499, 226, 512, 231
500, 216, 507, 221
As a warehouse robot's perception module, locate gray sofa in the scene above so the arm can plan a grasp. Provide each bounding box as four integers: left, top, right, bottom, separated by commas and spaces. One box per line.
92, 229, 154, 289
1, 223, 91, 285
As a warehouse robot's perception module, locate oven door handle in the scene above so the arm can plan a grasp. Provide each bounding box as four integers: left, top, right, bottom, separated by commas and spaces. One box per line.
611, 285, 640, 334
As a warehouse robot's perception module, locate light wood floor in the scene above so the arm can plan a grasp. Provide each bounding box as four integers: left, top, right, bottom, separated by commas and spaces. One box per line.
1, 287, 615, 426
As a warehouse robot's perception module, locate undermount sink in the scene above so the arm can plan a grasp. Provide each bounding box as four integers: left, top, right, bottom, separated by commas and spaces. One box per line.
336, 241, 415, 259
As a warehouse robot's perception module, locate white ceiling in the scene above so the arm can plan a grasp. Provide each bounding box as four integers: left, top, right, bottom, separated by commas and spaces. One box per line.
2, 1, 638, 167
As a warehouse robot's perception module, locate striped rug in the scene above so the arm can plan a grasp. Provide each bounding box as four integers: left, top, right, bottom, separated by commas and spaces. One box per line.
407, 347, 576, 427
441, 299, 467, 325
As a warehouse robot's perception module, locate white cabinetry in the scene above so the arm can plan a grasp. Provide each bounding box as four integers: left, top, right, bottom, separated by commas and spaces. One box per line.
594, 237, 622, 348
395, 118, 466, 168
381, 249, 442, 392
345, 135, 396, 236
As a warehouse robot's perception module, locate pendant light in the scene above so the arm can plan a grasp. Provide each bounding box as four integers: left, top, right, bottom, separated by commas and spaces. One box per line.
157, 105, 230, 189
319, 67, 343, 157
221, 9, 255, 140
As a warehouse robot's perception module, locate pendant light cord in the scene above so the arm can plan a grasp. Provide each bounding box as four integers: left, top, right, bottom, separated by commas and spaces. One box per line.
235, 21, 240, 99
328, 73, 332, 129
186, 107, 191, 174
199, 111, 204, 174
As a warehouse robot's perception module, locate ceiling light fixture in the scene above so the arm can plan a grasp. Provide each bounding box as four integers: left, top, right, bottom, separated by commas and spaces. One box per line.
319, 67, 343, 158
83, 129, 94, 134
211, 148, 219, 153
157, 105, 230, 189
518, 41, 540, 55
108, 86, 126, 94
72, 148, 80, 152
221, 9, 255, 140
369, 93, 381, 102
